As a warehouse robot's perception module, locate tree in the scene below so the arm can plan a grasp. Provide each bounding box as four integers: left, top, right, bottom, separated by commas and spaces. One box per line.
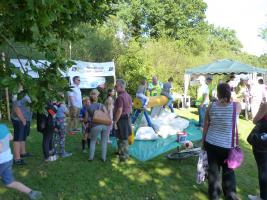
0, 0, 118, 111
116, 0, 208, 40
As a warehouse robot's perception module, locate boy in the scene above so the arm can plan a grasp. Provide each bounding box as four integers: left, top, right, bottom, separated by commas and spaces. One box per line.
136, 79, 149, 108
0, 124, 42, 199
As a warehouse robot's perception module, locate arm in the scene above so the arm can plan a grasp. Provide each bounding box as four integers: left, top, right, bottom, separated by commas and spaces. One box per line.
14, 106, 26, 125
202, 104, 211, 141
113, 107, 122, 124
236, 102, 242, 115
253, 103, 267, 124
200, 93, 208, 106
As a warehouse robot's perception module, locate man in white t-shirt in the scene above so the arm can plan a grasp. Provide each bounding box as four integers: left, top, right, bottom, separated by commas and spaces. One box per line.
251, 79, 266, 118
68, 76, 82, 134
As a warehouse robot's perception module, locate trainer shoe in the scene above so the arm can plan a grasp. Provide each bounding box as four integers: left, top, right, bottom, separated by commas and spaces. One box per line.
20, 152, 33, 158
61, 152, 72, 158
13, 159, 26, 165
248, 195, 262, 200
28, 190, 42, 200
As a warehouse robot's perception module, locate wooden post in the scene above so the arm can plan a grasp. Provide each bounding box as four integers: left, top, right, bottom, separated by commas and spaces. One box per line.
5, 88, 10, 121
1, 52, 11, 121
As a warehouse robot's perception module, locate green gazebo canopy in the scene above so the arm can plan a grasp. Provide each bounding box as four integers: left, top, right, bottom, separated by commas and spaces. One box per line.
185, 59, 267, 75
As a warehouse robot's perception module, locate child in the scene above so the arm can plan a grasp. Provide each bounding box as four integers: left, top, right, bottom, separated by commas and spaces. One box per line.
0, 124, 42, 200
54, 94, 72, 158
136, 79, 149, 108
161, 77, 174, 113
80, 97, 91, 153
105, 89, 115, 143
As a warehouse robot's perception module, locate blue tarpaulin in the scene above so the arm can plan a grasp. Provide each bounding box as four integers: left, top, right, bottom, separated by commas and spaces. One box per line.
111, 121, 202, 161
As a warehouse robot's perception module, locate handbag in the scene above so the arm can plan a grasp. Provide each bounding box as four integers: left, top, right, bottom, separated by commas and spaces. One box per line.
225, 102, 244, 169
247, 118, 267, 151
92, 104, 112, 126
196, 150, 208, 184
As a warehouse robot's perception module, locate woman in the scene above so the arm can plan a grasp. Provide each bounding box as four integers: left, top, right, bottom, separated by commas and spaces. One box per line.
248, 102, 267, 200
202, 83, 241, 200
105, 89, 115, 143
87, 89, 109, 162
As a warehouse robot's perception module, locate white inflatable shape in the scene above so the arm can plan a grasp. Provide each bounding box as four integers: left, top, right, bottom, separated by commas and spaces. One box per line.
135, 127, 158, 140
152, 110, 189, 138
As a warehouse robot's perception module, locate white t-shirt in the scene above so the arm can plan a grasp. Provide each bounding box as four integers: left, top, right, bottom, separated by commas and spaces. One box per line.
0, 134, 13, 164
68, 84, 82, 108
251, 84, 266, 102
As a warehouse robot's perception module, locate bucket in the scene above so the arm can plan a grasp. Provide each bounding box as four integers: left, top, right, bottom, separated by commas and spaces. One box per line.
176, 132, 188, 143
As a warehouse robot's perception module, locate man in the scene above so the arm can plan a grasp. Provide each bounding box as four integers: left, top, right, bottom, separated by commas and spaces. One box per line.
251, 79, 266, 118
68, 76, 82, 134
195, 76, 209, 128
206, 77, 216, 102
11, 91, 32, 165
148, 76, 162, 96
113, 79, 132, 162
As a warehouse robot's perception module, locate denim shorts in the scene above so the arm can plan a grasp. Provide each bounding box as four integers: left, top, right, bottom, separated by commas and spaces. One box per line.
0, 160, 14, 185
12, 119, 29, 141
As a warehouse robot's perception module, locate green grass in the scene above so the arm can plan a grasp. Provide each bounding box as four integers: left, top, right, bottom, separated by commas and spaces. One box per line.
0, 108, 259, 200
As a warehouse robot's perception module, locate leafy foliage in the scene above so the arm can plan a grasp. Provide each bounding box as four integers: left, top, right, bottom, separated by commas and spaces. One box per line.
0, 0, 118, 111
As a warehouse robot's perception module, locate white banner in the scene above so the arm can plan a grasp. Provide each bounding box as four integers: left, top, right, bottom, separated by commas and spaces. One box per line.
70, 75, 106, 89
67, 60, 115, 77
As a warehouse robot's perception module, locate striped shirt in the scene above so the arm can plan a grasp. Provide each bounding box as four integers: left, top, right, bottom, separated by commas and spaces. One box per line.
205, 102, 236, 149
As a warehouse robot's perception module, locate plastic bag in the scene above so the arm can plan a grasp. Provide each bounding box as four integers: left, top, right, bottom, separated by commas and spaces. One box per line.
196, 150, 208, 184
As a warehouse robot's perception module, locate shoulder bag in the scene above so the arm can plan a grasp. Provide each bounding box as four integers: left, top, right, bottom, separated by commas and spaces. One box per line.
224, 102, 244, 169
92, 103, 112, 126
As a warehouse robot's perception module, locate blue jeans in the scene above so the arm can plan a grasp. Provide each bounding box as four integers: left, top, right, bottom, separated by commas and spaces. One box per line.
198, 105, 207, 127
0, 160, 14, 185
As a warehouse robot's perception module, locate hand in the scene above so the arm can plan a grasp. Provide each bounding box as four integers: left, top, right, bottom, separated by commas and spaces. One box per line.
113, 122, 118, 130
22, 119, 26, 126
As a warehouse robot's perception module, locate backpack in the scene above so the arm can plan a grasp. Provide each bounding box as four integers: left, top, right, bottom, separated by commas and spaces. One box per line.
36, 102, 58, 133
36, 112, 47, 133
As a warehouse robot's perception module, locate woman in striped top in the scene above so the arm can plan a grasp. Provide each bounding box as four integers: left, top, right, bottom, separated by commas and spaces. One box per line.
202, 83, 241, 200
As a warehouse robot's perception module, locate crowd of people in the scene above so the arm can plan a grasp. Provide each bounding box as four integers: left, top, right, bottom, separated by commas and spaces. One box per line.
0, 74, 267, 199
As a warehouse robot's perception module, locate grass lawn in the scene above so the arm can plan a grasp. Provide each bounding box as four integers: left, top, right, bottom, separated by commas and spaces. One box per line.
0, 108, 259, 200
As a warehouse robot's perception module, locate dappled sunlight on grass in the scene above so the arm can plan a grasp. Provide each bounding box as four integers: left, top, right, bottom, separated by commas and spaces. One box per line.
18, 169, 29, 177
154, 167, 173, 176
0, 108, 262, 199
98, 180, 107, 187
0, 187, 8, 194
37, 170, 47, 178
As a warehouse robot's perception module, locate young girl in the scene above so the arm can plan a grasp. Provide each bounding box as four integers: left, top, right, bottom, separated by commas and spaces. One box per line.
80, 97, 91, 153
54, 94, 72, 158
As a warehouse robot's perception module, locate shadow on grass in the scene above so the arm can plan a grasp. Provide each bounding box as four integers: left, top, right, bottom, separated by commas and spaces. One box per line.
0, 116, 261, 200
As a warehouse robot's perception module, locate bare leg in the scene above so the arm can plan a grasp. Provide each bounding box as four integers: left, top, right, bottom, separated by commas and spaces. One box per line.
13, 142, 21, 160
20, 141, 26, 155
7, 181, 31, 194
